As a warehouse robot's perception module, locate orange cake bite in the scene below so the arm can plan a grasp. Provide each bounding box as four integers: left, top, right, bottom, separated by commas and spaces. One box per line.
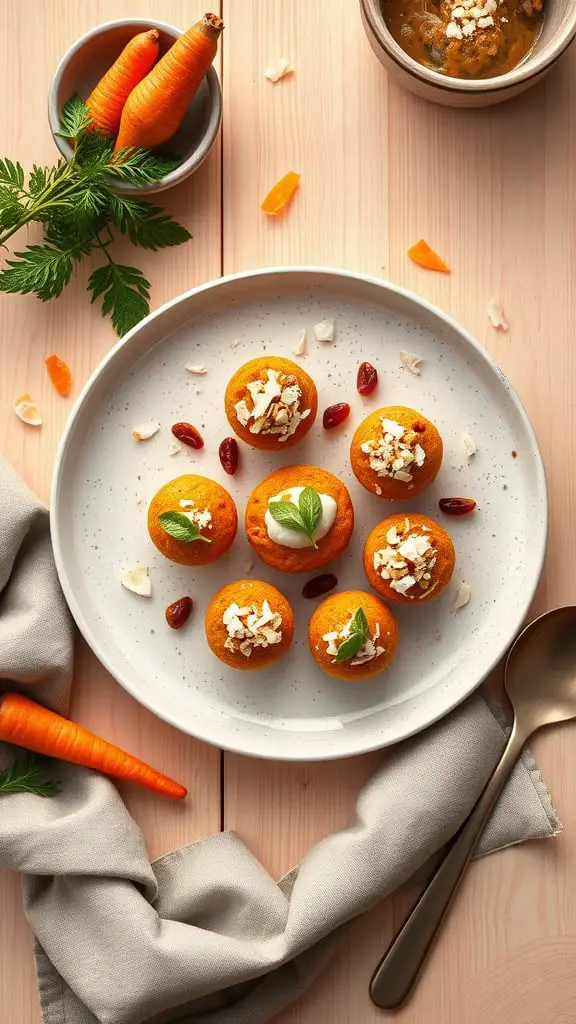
245, 465, 354, 573
364, 513, 455, 604
309, 590, 398, 681
148, 474, 237, 566
350, 406, 443, 499
206, 580, 294, 670
225, 356, 318, 450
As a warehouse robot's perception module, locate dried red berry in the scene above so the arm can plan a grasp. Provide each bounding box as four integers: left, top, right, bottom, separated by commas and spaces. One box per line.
165, 596, 193, 629
323, 402, 351, 430
439, 497, 476, 516
172, 422, 204, 449
302, 574, 338, 599
412, 421, 426, 433
357, 361, 378, 396
219, 436, 239, 475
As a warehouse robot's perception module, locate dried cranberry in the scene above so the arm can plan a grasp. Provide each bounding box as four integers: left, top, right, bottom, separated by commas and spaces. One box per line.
323, 402, 351, 430
412, 421, 426, 433
439, 497, 476, 516
302, 574, 338, 599
165, 596, 193, 629
219, 437, 239, 475
357, 362, 378, 396
172, 422, 204, 449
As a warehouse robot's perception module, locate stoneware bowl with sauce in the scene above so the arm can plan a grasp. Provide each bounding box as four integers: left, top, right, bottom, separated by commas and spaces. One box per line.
359, 0, 576, 107
48, 18, 222, 195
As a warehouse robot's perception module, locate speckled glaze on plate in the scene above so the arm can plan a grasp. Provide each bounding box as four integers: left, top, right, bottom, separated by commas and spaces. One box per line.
51, 269, 547, 760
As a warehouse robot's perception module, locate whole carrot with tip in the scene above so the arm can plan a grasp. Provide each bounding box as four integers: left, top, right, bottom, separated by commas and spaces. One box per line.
0, 693, 187, 799
114, 14, 224, 152
86, 28, 161, 136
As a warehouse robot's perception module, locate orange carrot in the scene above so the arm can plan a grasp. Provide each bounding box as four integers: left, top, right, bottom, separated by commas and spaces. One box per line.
0, 693, 187, 799
45, 354, 72, 397
261, 171, 301, 216
86, 29, 161, 137
407, 239, 451, 273
114, 14, 224, 153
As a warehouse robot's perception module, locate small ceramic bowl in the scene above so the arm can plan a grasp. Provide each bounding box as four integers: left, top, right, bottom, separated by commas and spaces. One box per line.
48, 18, 222, 195
359, 0, 576, 108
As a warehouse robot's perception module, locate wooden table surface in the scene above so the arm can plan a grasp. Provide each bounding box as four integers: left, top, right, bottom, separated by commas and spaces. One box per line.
1, 2, 575, 1022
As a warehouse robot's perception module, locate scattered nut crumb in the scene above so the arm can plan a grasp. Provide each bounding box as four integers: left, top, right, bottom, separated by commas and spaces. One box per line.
168, 442, 182, 456
375, 484, 383, 495
243, 556, 254, 573
264, 57, 294, 82
120, 566, 152, 597
231, 338, 239, 349
399, 350, 422, 375
185, 363, 208, 375
454, 582, 471, 610
14, 393, 42, 426
314, 319, 335, 342
435, 629, 443, 641
195, 387, 203, 396
487, 298, 509, 331
132, 421, 160, 441
135, 492, 146, 507
293, 328, 307, 357
462, 431, 477, 460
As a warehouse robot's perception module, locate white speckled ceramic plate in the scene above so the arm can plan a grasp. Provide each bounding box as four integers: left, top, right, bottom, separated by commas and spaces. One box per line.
51, 269, 547, 760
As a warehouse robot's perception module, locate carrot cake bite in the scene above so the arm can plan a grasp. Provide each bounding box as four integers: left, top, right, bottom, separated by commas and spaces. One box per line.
350, 405, 443, 499
308, 590, 399, 681
245, 465, 354, 573
205, 580, 294, 670
148, 474, 237, 566
225, 356, 318, 449
364, 513, 455, 604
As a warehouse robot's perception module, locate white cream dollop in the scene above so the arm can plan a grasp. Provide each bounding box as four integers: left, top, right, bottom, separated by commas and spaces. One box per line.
265, 486, 337, 549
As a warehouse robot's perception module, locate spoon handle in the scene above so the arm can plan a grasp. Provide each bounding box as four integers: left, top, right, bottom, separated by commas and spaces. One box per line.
369, 721, 529, 1009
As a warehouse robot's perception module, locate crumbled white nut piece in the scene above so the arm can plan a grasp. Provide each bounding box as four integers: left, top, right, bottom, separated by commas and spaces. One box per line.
373, 521, 438, 599
185, 364, 208, 375
179, 499, 212, 530
375, 484, 383, 495
264, 57, 294, 82
120, 566, 152, 597
454, 582, 471, 610
132, 421, 160, 441
445, 0, 501, 40
223, 600, 283, 657
399, 350, 422, 375
231, 338, 240, 349
234, 368, 310, 441
293, 328, 307, 357
462, 431, 477, 459
314, 319, 335, 342
14, 395, 42, 426
243, 556, 254, 573
168, 441, 182, 456
487, 297, 509, 331
361, 417, 426, 483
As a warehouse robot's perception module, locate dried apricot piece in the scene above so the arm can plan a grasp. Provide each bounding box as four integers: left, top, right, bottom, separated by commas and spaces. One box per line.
14, 393, 42, 426
261, 171, 301, 216
45, 354, 72, 397
408, 239, 450, 273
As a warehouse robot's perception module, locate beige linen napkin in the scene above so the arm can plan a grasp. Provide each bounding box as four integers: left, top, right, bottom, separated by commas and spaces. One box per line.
0, 457, 560, 1024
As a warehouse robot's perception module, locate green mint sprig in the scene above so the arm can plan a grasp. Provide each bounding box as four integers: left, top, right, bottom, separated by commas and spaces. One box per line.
0, 96, 191, 336
334, 608, 370, 664
268, 487, 323, 548
0, 754, 60, 797
158, 511, 211, 544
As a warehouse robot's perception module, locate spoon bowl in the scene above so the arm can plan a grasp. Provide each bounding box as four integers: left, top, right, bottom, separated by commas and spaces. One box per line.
506, 606, 576, 730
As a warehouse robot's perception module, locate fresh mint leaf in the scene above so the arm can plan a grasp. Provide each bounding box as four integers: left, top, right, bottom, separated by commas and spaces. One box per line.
334, 607, 370, 664
158, 511, 211, 543
88, 261, 150, 337
268, 500, 307, 535
351, 607, 369, 639
110, 195, 192, 251
57, 94, 92, 140
298, 487, 322, 539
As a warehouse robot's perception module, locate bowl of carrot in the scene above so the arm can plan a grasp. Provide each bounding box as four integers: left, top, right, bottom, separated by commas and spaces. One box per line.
48, 17, 223, 195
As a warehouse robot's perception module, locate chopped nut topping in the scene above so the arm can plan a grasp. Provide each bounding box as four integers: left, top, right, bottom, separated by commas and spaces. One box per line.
243, 556, 254, 573
132, 421, 160, 441
373, 519, 438, 599
487, 297, 509, 331
445, 0, 499, 40
293, 328, 307, 357
234, 367, 310, 441
223, 600, 283, 657
454, 581, 471, 610
361, 417, 426, 482
120, 566, 152, 597
185, 363, 208, 374
323, 617, 386, 666
314, 319, 335, 342
168, 441, 182, 456
462, 431, 477, 459
264, 57, 294, 82
179, 499, 212, 531
399, 350, 422, 375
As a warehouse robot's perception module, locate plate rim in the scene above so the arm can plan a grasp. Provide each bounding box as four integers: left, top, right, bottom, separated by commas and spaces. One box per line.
50, 266, 548, 760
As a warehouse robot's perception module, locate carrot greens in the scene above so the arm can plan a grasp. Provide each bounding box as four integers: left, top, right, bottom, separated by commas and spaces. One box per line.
0, 753, 61, 798
0, 96, 190, 336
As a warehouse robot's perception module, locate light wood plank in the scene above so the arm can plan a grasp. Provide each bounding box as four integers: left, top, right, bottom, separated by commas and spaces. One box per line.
0, 2, 223, 1021
223, 2, 576, 1021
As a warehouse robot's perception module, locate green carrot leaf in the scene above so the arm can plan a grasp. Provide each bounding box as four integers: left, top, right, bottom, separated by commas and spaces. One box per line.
108, 148, 181, 186
158, 511, 212, 544
0, 242, 86, 300
56, 94, 93, 140
0, 754, 61, 798
0, 158, 25, 190
110, 195, 191, 251
87, 261, 150, 337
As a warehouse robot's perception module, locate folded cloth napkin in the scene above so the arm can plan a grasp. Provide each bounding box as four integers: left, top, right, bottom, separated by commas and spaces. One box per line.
0, 456, 560, 1024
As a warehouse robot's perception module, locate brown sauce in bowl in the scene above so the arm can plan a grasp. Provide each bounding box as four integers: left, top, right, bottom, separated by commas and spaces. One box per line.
383, 0, 544, 79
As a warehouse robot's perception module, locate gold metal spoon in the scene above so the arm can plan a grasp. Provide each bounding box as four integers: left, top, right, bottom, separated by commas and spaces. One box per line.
370, 606, 576, 1010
